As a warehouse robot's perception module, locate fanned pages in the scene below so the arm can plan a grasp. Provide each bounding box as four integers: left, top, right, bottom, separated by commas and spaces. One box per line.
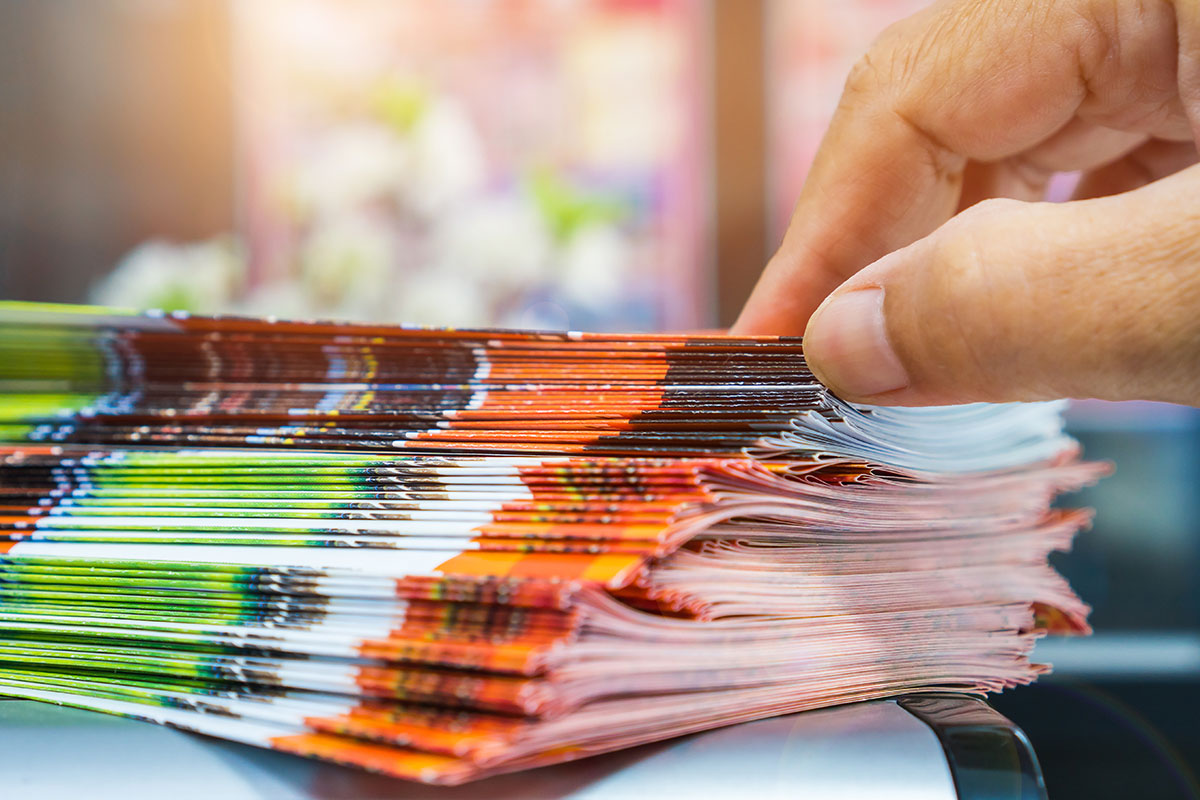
0, 302, 1105, 784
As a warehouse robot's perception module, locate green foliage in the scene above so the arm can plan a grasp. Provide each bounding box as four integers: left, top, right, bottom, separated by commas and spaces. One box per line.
527, 168, 627, 243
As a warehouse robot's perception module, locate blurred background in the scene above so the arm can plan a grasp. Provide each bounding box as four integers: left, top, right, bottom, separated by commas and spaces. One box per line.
1, 1, 1199, 797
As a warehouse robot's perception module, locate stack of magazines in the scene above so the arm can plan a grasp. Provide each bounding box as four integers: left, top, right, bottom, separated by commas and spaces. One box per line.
0, 302, 1103, 784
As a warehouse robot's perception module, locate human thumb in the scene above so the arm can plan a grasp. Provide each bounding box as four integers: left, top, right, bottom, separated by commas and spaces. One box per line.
802, 168, 1200, 406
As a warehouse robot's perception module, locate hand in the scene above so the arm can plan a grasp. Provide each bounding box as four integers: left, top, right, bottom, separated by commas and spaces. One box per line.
733, 0, 1200, 407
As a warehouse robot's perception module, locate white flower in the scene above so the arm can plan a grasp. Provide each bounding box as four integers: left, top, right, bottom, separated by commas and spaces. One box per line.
291, 123, 409, 221
394, 270, 489, 328
235, 281, 315, 321
298, 214, 396, 317
91, 237, 244, 313
400, 99, 486, 218
555, 222, 632, 309
430, 195, 553, 288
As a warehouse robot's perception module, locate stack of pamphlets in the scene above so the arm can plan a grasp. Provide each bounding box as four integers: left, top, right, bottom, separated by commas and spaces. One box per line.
0, 303, 1103, 784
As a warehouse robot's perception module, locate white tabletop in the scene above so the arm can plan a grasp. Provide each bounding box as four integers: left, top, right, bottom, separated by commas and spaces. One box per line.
0, 697, 960, 800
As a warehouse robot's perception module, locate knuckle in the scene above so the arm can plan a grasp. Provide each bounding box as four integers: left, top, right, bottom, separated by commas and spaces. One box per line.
944, 197, 1032, 249
918, 208, 1014, 388
929, 221, 989, 304
932, 198, 1028, 298
842, 24, 922, 105
843, 49, 889, 102
842, 8, 951, 110
955, 195, 1026, 223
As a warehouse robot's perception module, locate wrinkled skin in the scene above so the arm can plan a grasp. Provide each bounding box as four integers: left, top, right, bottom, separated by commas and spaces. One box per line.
734, 0, 1200, 407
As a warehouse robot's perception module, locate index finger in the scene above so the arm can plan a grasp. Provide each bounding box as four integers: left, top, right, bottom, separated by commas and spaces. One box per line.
732, 0, 1139, 335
